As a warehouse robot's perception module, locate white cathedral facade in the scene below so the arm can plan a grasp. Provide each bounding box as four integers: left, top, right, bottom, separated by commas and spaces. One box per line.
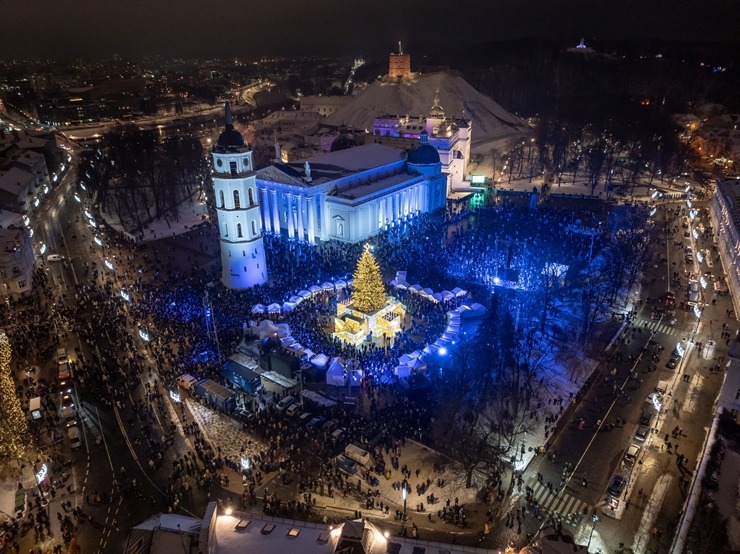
211, 99, 459, 288
212, 104, 268, 288
254, 136, 447, 245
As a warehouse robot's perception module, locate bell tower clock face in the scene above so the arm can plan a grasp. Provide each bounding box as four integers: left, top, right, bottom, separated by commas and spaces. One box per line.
216, 158, 223, 167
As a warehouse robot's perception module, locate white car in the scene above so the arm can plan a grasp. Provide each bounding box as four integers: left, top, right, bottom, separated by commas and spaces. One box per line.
68, 426, 82, 449
47, 254, 64, 262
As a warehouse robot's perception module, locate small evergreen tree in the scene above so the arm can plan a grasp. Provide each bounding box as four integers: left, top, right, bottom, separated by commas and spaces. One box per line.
352, 247, 386, 313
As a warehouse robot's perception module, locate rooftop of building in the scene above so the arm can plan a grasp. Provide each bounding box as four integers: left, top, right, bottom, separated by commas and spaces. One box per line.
717, 178, 740, 229
257, 144, 407, 189
208, 508, 500, 554
0, 166, 35, 194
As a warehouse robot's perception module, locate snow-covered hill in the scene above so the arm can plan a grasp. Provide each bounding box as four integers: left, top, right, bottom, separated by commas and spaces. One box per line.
326, 71, 527, 144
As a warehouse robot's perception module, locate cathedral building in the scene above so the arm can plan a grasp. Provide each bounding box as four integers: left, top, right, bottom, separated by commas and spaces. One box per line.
254, 137, 447, 244
212, 103, 268, 288
366, 92, 471, 194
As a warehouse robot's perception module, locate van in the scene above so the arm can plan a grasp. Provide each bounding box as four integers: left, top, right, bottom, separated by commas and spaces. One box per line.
177, 374, 197, 391
285, 403, 302, 417
47, 254, 64, 263
331, 428, 346, 442
275, 395, 295, 412
344, 444, 371, 466
655, 380, 668, 394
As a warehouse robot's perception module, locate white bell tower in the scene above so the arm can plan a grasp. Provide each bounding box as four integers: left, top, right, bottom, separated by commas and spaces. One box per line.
212, 103, 268, 288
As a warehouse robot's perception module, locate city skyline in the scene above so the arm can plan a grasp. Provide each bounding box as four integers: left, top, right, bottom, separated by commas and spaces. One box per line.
0, 0, 738, 60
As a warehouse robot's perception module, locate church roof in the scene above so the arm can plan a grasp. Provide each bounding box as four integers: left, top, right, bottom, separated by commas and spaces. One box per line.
407, 131, 440, 165
215, 102, 246, 151
257, 144, 406, 188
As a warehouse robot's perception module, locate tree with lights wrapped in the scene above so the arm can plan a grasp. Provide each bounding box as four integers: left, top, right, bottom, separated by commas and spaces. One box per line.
0, 331, 31, 462
351, 247, 386, 313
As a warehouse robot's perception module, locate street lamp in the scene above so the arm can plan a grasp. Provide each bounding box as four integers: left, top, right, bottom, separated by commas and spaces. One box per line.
587, 514, 599, 550
402, 485, 407, 521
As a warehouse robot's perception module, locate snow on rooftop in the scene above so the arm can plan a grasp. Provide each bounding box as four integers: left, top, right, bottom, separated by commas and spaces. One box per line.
327, 71, 526, 144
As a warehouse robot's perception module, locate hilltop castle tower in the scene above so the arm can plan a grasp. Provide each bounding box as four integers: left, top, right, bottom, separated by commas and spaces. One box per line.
388, 41, 411, 79
212, 103, 268, 288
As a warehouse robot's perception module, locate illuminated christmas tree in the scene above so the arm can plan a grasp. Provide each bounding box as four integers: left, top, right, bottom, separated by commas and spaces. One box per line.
352, 246, 386, 313
0, 331, 31, 461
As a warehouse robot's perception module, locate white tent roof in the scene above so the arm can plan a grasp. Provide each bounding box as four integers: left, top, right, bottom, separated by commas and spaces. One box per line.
335, 279, 347, 289
309, 285, 321, 293
281, 302, 296, 312
441, 290, 455, 300
347, 278, 354, 288
394, 365, 411, 377
280, 336, 296, 347
408, 357, 427, 370
423, 344, 439, 355
409, 284, 422, 292
398, 353, 414, 365
267, 303, 281, 313
322, 282, 335, 291
310, 353, 329, 368
299, 290, 312, 299
395, 282, 408, 289
251, 303, 266, 314
441, 332, 456, 342
421, 287, 434, 296
289, 295, 304, 304
452, 287, 467, 297
302, 348, 315, 360
432, 293, 443, 302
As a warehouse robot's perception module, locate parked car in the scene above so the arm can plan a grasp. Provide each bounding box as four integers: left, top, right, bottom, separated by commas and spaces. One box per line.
639, 410, 654, 426
56, 348, 69, 365
634, 425, 650, 442
306, 416, 325, 430
607, 475, 627, 498
298, 411, 314, 423
68, 426, 82, 449
47, 254, 64, 263
61, 406, 76, 427
275, 395, 295, 412
623, 444, 641, 467
666, 355, 680, 369
285, 403, 302, 417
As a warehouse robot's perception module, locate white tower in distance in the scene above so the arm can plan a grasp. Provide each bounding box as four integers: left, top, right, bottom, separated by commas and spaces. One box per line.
211, 103, 268, 288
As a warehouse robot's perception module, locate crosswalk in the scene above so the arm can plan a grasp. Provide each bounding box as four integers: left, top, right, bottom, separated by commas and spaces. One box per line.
526, 481, 589, 523
636, 319, 680, 337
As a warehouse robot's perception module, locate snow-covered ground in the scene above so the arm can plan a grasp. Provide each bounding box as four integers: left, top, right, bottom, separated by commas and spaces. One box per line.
714, 447, 740, 550
98, 192, 210, 243
326, 71, 528, 144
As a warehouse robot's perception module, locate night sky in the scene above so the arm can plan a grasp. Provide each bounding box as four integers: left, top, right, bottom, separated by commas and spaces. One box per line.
1, 0, 738, 60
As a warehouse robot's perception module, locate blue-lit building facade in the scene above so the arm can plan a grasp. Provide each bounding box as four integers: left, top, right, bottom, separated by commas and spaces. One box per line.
254, 138, 447, 244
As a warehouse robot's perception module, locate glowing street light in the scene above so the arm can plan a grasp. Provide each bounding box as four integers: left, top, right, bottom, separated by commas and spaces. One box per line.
120, 290, 131, 302
104, 259, 114, 270
93, 236, 103, 246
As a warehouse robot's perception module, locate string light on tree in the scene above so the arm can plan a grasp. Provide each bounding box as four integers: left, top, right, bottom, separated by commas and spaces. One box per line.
351, 244, 386, 313
0, 331, 31, 461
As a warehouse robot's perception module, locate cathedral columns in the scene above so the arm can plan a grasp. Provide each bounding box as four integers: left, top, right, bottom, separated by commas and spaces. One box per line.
286, 194, 294, 239
260, 188, 271, 233
271, 190, 280, 235
307, 196, 316, 244
296, 195, 305, 241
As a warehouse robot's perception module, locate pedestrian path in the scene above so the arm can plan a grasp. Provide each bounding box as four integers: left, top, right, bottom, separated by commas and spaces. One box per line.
528, 481, 589, 523
636, 318, 680, 337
